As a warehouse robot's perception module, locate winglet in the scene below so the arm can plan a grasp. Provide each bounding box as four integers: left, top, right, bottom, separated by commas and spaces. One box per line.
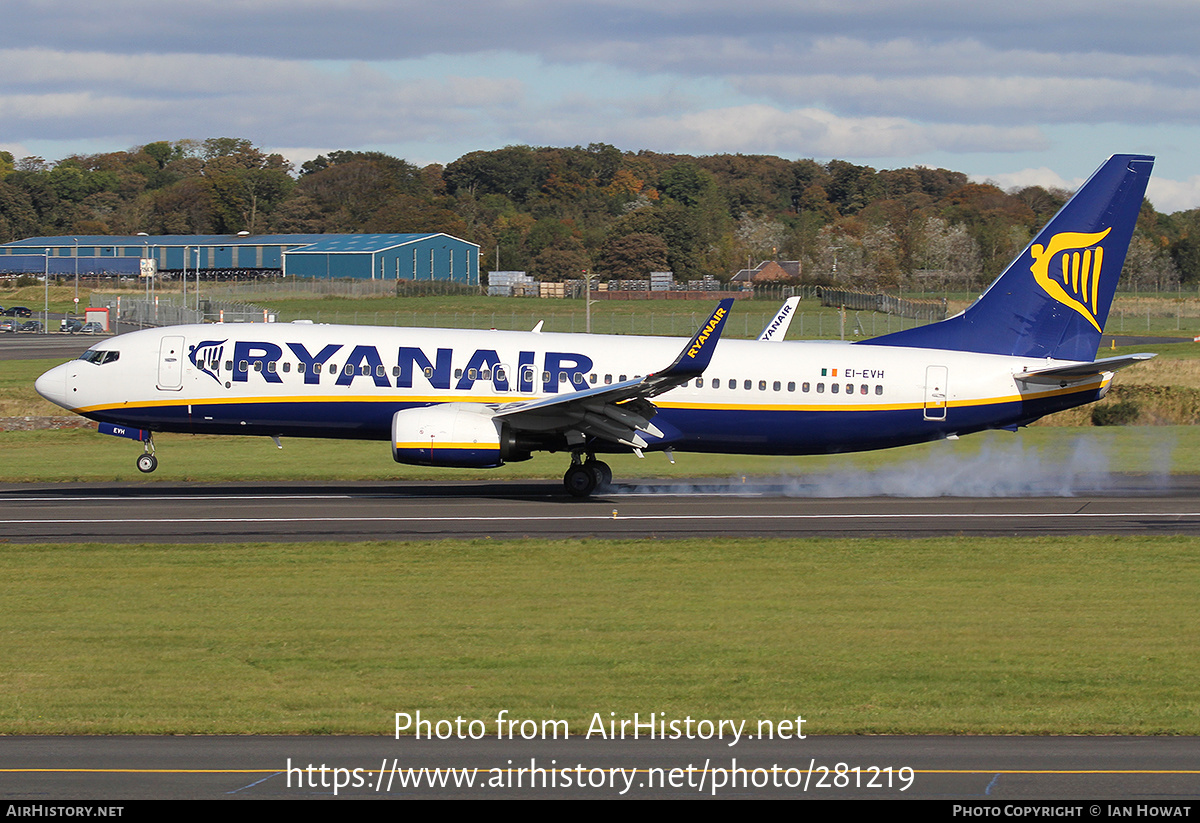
655, 298, 734, 380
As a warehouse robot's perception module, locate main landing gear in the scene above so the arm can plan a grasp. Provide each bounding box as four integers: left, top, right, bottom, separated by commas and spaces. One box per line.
136, 435, 157, 473
563, 453, 612, 498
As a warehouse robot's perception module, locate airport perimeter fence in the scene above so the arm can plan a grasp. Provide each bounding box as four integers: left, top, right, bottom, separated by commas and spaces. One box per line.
818, 288, 948, 322
250, 307, 941, 339
90, 290, 1200, 340
91, 295, 281, 327
90, 300, 940, 340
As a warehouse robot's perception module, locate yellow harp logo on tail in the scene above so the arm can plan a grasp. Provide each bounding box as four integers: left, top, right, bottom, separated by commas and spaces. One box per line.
1029, 228, 1111, 332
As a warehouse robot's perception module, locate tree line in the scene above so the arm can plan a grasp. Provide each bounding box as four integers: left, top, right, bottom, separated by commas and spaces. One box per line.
1, 139, 1196, 291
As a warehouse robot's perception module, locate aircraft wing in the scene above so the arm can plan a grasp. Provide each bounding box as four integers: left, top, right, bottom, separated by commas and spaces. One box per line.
1014, 353, 1156, 385
493, 299, 733, 449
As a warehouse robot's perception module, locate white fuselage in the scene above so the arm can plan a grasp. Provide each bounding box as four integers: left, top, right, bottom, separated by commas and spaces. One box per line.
35, 321, 1108, 456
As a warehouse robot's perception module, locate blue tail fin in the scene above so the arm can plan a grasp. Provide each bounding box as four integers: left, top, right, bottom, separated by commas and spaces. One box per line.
861, 154, 1154, 361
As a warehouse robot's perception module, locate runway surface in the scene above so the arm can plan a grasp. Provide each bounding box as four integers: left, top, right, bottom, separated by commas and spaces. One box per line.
2, 473, 1198, 542
3, 734, 1198, 799
0, 332, 104, 361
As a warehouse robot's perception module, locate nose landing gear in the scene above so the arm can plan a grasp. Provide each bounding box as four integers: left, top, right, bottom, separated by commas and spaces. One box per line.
136, 436, 157, 473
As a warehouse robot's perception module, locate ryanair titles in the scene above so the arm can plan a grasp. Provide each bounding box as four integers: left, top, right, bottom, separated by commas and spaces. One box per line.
686, 306, 727, 359
188, 338, 593, 394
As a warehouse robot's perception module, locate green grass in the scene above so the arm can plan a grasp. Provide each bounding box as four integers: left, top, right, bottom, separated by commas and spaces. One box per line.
1, 537, 1196, 735
0, 358, 65, 418
6, 292, 1200, 738
0, 425, 1196, 483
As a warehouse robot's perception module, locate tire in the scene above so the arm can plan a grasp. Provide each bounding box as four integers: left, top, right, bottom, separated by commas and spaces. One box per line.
589, 460, 612, 489
136, 454, 158, 473
563, 464, 597, 498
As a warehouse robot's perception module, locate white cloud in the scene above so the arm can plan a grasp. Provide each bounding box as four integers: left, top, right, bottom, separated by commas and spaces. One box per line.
603, 104, 1046, 158
737, 73, 1200, 125
0, 49, 525, 146
0, 1, 1197, 209
972, 166, 1079, 193
1146, 176, 1200, 214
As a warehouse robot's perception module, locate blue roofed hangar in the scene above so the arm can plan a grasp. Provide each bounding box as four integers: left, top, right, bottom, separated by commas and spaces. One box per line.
0, 233, 480, 284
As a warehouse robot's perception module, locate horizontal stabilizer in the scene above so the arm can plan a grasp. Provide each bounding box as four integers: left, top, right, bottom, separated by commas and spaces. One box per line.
1014, 353, 1156, 384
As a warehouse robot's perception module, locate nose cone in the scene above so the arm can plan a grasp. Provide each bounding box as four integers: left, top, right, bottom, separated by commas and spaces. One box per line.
35, 362, 73, 410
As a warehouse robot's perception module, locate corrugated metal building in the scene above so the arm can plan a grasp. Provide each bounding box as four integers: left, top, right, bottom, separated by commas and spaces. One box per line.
283, 234, 478, 283
0, 233, 479, 283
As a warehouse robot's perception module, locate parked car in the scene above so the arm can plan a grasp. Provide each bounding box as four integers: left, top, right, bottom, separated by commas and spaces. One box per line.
3, 306, 32, 317
0, 319, 19, 332
80, 322, 104, 334
61, 318, 83, 333
18, 320, 43, 333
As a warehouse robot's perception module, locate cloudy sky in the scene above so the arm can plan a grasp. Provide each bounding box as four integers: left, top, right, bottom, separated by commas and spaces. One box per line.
3, 0, 1199, 210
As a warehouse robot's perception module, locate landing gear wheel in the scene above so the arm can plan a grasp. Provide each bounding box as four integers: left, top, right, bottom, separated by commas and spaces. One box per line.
136, 453, 158, 473
564, 463, 598, 498
588, 460, 612, 490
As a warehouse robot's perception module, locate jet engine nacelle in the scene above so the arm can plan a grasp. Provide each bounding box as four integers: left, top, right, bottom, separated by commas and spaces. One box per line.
392, 404, 511, 468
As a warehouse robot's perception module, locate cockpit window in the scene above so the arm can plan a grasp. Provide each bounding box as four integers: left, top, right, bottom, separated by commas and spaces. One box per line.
78, 350, 120, 365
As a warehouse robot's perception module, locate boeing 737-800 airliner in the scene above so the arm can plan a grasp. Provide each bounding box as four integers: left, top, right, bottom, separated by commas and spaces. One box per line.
35, 154, 1155, 496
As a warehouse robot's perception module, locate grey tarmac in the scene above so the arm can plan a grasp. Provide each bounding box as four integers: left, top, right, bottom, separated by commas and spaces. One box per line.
2, 474, 1198, 543
2, 734, 1199, 800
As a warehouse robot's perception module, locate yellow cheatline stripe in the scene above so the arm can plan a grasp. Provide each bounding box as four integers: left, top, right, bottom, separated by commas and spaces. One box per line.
75, 393, 524, 413
75, 379, 1106, 417
3, 767, 1200, 776
394, 442, 497, 450
2, 768, 274, 774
